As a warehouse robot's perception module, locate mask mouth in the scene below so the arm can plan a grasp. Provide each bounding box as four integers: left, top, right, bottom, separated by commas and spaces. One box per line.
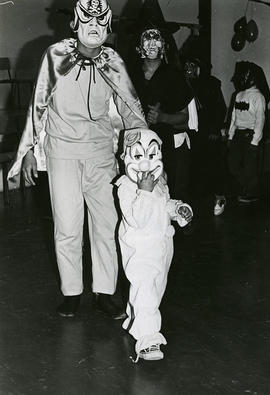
88, 30, 99, 36
136, 164, 163, 181
148, 48, 158, 53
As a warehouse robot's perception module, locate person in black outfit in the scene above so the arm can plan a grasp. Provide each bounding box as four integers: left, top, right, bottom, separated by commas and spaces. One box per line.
128, 27, 196, 203
184, 57, 227, 215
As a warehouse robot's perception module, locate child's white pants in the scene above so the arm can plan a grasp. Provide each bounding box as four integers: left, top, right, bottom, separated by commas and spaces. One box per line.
122, 235, 173, 353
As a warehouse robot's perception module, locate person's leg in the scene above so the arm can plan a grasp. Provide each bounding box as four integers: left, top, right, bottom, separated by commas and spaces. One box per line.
228, 134, 246, 195
83, 154, 118, 295
47, 158, 85, 296
122, 237, 173, 360
47, 158, 84, 316
243, 144, 260, 199
162, 148, 176, 197
208, 139, 227, 215
172, 142, 191, 202
82, 154, 124, 319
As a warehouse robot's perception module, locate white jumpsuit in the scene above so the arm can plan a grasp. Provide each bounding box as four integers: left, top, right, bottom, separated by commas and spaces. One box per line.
8, 41, 147, 298
44, 62, 146, 297
115, 175, 189, 353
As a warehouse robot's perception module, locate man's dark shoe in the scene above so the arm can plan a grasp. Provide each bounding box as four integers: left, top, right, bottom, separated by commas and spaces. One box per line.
93, 293, 127, 320
57, 295, 81, 318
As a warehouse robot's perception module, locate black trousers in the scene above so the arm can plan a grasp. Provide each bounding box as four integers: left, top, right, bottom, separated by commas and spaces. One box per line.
228, 130, 260, 196
190, 135, 226, 198
162, 141, 191, 202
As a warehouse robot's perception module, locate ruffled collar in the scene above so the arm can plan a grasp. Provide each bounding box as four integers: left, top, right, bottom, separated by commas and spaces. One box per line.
50, 38, 113, 77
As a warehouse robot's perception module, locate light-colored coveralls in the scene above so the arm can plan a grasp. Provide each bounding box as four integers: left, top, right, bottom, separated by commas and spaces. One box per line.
8, 39, 146, 296
115, 175, 190, 354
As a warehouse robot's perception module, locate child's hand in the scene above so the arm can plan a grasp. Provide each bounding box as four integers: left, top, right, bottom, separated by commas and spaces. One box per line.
137, 172, 157, 192
178, 205, 193, 223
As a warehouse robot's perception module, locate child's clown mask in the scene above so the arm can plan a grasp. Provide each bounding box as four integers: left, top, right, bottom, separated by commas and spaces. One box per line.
122, 129, 163, 183
71, 0, 112, 49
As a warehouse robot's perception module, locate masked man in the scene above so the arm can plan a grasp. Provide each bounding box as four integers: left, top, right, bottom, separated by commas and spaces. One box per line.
115, 128, 192, 361
8, 0, 147, 318
128, 27, 197, 203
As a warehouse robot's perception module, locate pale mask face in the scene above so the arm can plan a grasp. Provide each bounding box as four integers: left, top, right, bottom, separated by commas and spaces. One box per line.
73, 0, 112, 49
139, 29, 165, 60
123, 129, 163, 183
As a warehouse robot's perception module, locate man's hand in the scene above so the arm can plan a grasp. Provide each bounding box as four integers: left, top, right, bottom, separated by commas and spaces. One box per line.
137, 172, 157, 192
249, 144, 258, 151
147, 103, 162, 125
178, 205, 193, 223
22, 150, 38, 186
208, 134, 220, 141
227, 139, 232, 149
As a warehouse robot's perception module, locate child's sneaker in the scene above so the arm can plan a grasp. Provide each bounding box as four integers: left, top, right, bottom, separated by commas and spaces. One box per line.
139, 344, 164, 361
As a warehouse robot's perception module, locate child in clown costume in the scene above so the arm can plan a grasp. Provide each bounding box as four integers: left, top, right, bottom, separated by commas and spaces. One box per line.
115, 128, 193, 361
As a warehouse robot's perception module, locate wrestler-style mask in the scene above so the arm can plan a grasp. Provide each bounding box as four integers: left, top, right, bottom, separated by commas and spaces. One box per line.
122, 129, 163, 183
137, 29, 165, 60
184, 60, 200, 79
71, 0, 112, 49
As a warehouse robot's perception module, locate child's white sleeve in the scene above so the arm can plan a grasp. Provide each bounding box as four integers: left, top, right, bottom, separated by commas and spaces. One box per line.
117, 183, 156, 229
176, 202, 193, 228
228, 106, 236, 141
251, 94, 266, 146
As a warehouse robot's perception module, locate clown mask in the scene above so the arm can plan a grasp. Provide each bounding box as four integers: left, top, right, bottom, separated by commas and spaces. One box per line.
71, 0, 112, 49
123, 129, 163, 183
138, 29, 165, 60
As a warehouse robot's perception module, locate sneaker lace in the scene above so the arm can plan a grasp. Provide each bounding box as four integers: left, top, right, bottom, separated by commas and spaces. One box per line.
129, 344, 160, 363
143, 344, 160, 352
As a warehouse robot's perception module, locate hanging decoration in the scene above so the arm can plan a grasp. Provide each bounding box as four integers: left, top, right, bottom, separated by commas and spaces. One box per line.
234, 16, 247, 33
231, 31, 246, 51
246, 19, 259, 42
231, 0, 270, 51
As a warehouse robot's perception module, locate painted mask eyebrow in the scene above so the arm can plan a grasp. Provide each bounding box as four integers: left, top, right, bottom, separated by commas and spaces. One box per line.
149, 139, 161, 149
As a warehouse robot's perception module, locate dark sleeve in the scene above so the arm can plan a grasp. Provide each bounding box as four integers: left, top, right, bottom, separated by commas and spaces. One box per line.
209, 78, 227, 133
162, 67, 194, 112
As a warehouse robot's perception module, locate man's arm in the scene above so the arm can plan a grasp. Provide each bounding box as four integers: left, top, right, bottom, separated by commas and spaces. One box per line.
228, 106, 236, 142
147, 104, 189, 131
114, 93, 147, 130
8, 48, 51, 180
251, 94, 266, 146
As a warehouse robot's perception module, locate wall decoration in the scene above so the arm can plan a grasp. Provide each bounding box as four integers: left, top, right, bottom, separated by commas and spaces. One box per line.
231, 31, 246, 51
246, 19, 259, 42
231, 0, 270, 51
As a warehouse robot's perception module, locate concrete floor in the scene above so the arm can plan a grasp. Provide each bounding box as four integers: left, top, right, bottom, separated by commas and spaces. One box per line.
0, 186, 270, 395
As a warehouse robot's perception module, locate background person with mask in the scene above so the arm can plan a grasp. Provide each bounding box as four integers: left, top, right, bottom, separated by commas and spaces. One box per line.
184, 57, 227, 216
128, 26, 197, 205
227, 61, 267, 203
